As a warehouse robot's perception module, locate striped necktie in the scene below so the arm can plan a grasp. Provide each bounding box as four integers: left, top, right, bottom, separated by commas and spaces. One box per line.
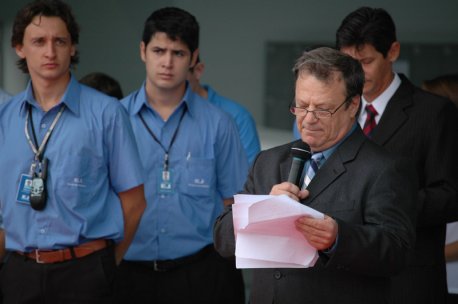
363, 104, 378, 137
303, 153, 323, 189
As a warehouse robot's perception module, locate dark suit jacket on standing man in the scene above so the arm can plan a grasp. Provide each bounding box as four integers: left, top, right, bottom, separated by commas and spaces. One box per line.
373, 75, 458, 304
214, 127, 417, 304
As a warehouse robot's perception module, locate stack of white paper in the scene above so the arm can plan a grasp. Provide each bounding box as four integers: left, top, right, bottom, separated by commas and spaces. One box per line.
233, 194, 324, 269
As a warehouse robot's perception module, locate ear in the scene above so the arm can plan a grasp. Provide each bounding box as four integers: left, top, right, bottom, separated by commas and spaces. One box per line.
349, 95, 361, 118
140, 41, 146, 63
190, 48, 199, 68
193, 62, 205, 81
70, 44, 76, 57
15, 44, 26, 59
387, 41, 400, 63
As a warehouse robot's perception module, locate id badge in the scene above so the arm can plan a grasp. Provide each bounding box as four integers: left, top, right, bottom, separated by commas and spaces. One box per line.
157, 168, 174, 194
16, 173, 33, 205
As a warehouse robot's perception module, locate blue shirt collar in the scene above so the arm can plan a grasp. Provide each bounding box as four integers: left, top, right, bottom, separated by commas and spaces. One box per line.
19, 75, 81, 116
132, 81, 197, 119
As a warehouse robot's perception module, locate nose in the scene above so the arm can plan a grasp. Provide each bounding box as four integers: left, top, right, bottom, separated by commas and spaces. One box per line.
45, 41, 56, 58
303, 110, 319, 122
162, 52, 173, 68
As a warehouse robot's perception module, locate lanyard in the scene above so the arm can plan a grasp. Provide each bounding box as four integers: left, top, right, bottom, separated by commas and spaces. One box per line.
139, 105, 187, 172
25, 104, 65, 168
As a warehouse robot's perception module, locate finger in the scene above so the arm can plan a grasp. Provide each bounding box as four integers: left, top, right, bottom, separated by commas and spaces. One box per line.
298, 189, 310, 200
296, 220, 336, 239
270, 182, 302, 201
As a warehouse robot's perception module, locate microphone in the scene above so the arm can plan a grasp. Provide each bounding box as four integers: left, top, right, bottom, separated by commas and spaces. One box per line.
287, 141, 311, 187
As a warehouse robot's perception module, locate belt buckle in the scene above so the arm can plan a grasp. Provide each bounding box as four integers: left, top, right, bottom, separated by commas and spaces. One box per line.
35, 249, 45, 264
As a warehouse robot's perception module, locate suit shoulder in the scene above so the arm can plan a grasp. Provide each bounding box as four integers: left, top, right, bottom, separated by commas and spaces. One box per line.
402, 80, 454, 111
255, 141, 294, 163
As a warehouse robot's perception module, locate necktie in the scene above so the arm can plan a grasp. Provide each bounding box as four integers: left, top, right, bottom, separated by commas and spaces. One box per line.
363, 104, 378, 137
303, 153, 323, 189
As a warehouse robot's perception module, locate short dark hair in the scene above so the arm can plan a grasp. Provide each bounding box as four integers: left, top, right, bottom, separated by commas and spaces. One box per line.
293, 47, 364, 103
80, 72, 124, 99
142, 7, 199, 54
336, 7, 397, 58
11, 0, 80, 73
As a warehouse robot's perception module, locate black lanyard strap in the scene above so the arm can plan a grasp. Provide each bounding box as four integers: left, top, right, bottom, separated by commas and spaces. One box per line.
25, 104, 65, 163
139, 105, 187, 171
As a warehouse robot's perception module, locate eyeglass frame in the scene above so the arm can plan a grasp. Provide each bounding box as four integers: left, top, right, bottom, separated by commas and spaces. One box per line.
289, 96, 352, 119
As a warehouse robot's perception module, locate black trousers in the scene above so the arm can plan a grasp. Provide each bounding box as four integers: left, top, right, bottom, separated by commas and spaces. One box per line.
0, 246, 116, 304
115, 247, 245, 304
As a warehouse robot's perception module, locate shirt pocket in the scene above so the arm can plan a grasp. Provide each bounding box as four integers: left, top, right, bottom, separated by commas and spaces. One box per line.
54, 154, 105, 207
181, 158, 215, 197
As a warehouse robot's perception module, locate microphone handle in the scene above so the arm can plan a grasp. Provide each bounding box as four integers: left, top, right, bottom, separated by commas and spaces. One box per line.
287, 157, 305, 186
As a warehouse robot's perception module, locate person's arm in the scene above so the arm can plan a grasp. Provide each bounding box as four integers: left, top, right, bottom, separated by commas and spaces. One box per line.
115, 184, 146, 264
445, 241, 458, 262
417, 101, 458, 225
0, 229, 5, 261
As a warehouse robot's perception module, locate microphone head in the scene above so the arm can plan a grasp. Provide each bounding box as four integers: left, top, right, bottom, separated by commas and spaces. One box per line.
291, 141, 311, 160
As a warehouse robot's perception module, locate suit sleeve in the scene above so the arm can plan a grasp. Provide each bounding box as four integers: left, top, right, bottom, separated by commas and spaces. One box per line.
322, 158, 417, 277
213, 151, 263, 258
418, 101, 458, 225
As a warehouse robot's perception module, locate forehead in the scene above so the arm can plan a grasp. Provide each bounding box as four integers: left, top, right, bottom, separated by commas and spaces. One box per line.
295, 72, 346, 102
340, 44, 381, 59
147, 32, 190, 51
24, 15, 70, 38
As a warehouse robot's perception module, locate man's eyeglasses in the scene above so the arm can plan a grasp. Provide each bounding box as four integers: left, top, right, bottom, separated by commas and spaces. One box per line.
290, 97, 350, 119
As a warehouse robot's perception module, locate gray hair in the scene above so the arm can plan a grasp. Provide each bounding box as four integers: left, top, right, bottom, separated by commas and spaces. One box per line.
293, 47, 364, 99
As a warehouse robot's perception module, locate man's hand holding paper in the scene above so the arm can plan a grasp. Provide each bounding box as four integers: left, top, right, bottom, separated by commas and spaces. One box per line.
232, 193, 324, 268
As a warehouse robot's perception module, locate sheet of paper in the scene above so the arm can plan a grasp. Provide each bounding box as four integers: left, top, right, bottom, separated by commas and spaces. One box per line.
233, 194, 324, 269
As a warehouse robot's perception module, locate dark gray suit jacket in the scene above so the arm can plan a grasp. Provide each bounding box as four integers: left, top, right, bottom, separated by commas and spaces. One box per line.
372, 75, 458, 303
214, 127, 417, 304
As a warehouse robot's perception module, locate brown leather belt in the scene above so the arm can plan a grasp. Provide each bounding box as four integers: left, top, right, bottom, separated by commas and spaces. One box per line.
16, 239, 110, 264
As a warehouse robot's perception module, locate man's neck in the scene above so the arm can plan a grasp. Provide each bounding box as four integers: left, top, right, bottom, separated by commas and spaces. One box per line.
195, 84, 208, 100
145, 82, 186, 121
363, 72, 395, 103
31, 73, 70, 112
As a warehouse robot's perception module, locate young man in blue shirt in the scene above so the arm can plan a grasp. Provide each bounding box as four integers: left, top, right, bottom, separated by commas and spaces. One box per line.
0, 1, 146, 303
117, 7, 248, 304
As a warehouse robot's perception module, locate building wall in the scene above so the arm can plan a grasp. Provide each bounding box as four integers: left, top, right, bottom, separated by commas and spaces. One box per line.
1, 0, 457, 126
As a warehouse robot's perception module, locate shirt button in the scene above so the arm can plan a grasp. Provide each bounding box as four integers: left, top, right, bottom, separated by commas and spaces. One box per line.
160, 228, 166, 233
40, 228, 46, 234
274, 270, 282, 280
41, 123, 47, 129
160, 194, 165, 199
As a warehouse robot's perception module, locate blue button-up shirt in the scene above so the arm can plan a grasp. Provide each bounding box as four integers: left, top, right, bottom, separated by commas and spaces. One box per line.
204, 85, 260, 165
122, 83, 249, 260
0, 76, 144, 252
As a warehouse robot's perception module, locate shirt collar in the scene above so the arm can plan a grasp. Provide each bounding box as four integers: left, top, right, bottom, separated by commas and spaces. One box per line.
132, 81, 197, 119
19, 75, 81, 116
361, 73, 401, 118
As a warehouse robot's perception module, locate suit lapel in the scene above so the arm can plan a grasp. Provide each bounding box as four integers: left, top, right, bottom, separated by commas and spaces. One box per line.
280, 157, 291, 182
371, 75, 414, 146
304, 128, 366, 205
